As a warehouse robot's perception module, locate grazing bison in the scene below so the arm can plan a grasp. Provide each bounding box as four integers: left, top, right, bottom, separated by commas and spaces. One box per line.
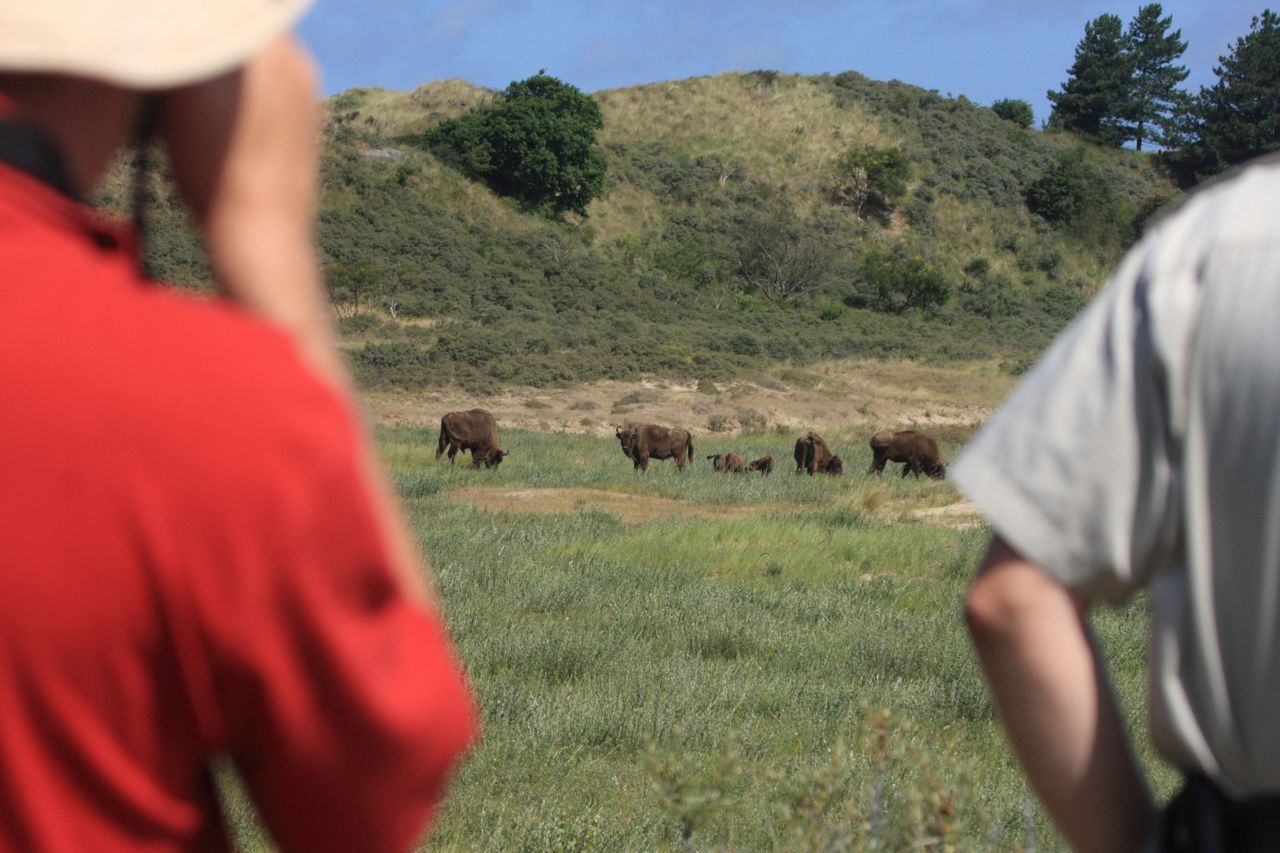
616, 423, 694, 472
748, 455, 774, 476
722, 452, 747, 474
707, 453, 727, 472
437, 409, 508, 468
794, 432, 838, 475
824, 455, 844, 476
868, 430, 946, 479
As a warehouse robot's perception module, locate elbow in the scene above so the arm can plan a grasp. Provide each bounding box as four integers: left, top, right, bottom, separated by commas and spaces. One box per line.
963, 578, 1012, 650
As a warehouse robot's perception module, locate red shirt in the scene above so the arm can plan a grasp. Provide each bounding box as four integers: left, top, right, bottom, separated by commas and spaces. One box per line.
0, 164, 476, 851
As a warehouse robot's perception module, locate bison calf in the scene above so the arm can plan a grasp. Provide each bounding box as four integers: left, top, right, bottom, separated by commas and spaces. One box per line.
868, 430, 945, 479
708, 452, 747, 473
747, 456, 774, 476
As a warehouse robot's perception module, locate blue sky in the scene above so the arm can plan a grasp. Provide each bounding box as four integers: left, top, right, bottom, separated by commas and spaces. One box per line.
299, 1, 1261, 127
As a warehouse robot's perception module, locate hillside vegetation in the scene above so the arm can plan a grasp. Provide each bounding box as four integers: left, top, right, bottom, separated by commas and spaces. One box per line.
120, 70, 1177, 392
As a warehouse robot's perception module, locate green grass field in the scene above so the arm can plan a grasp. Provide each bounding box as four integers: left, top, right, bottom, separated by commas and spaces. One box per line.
227, 426, 1175, 850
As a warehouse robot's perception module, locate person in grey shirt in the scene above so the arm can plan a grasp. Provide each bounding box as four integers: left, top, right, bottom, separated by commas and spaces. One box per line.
956, 154, 1280, 853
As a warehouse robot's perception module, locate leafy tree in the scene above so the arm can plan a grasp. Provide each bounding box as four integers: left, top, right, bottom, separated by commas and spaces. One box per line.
1171, 10, 1280, 182
992, 98, 1034, 128
1124, 4, 1190, 150
831, 145, 911, 217
853, 250, 950, 315
425, 71, 607, 217
1047, 14, 1133, 146
325, 260, 382, 317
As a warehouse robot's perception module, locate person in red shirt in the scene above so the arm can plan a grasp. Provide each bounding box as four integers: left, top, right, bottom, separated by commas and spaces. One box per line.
0, 2, 476, 850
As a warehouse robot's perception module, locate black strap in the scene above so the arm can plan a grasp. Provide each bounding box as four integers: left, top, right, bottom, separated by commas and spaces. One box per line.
0, 120, 78, 200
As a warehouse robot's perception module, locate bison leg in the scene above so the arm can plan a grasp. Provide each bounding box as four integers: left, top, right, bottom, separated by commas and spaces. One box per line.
868, 451, 887, 475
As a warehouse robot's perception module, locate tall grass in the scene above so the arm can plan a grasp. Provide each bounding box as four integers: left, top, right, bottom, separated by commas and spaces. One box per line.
366, 428, 1171, 849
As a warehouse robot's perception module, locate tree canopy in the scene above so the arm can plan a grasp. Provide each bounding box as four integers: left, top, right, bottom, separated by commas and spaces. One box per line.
1124, 3, 1190, 150
1169, 10, 1280, 181
1047, 13, 1132, 146
1048, 5, 1189, 150
424, 72, 607, 217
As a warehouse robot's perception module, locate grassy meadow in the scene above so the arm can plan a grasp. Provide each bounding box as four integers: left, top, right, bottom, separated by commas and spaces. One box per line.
222, 427, 1175, 850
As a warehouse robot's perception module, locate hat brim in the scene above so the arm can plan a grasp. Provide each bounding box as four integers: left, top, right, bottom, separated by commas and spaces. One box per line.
0, 0, 313, 89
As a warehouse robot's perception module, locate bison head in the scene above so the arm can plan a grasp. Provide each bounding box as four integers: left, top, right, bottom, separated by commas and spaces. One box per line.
825, 455, 844, 476
616, 425, 638, 458
479, 448, 508, 468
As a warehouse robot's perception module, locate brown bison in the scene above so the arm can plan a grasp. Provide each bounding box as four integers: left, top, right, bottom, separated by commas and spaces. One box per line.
794, 432, 839, 475
708, 453, 746, 473
868, 430, 946, 479
616, 422, 694, 472
747, 455, 774, 476
437, 409, 508, 468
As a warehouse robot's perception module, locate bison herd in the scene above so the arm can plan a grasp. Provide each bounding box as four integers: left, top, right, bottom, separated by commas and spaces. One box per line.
435, 409, 945, 480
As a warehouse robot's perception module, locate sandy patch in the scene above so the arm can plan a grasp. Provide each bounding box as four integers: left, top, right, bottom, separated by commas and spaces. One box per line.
450, 486, 800, 523
909, 499, 985, 529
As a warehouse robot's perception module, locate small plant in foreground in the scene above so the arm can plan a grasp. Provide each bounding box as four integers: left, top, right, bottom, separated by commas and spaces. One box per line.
646, 727, 742, 847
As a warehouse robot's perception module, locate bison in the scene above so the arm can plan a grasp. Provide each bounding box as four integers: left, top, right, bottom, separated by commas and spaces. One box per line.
794, 432, 838, 476
437, 409, 508, 468
617, 422, 694, 472
747, 455, 774, 476
868, 430, 946, 479
709, 452, 747, 474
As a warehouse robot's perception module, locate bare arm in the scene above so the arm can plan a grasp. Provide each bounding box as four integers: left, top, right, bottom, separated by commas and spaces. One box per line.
964, 535, 1155, 853
160, 37, 430, 603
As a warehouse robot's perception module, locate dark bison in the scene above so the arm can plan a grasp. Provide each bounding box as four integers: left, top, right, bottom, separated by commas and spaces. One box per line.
868, 430, 946, 479
436, 409, 508, 468
707, 453, 727, 472
747, 455, 774, 476
794, 432, 839, 475
617, 423, 694, 472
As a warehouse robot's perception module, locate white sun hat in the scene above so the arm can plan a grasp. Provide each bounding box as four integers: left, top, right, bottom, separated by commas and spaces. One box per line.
0, 0, 313, 89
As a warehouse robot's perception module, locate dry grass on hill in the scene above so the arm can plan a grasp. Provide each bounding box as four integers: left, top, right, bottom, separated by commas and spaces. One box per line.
360, 358, 1014, 440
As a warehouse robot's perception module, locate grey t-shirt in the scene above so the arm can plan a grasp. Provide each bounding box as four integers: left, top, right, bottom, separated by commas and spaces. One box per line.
953, 158, 1280, 798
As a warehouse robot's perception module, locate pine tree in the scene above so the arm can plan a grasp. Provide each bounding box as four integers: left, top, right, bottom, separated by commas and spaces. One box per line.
1048, 14, 1133, 147
1171, 10, 1280, 181
1124, 4, 1190, 150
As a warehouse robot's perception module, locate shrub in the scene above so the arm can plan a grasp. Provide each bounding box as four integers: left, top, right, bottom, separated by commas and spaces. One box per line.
853, 250, 951, 315
991, 98, 1034, 128
832, 145, 912, 217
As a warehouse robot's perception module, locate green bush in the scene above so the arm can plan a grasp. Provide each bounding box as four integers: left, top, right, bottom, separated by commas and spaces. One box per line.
423, 72, 606, 217
852, 250, 951, 315
832, 145, 911, 216
992, 98, 1034, 128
